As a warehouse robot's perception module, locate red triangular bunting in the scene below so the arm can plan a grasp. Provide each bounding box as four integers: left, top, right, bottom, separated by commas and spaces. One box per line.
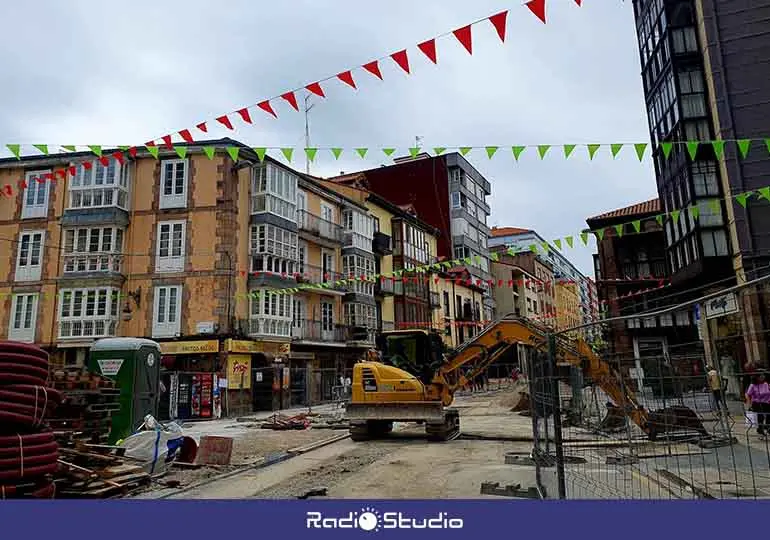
196, 122, 208, 133
3, 184, 11, 196
68, 166, 77, 176
257, 100, 277, 118
526, 0, 546, 24
128, 146, 138, 158
161, 135, 173, 149
145, 140, 156, 148
83, 161, 93, 170
236, 108, 252, 124
362, 60, 383, 80
390, 50, 410, 74
99, 156, 110, 166
36, 175, 45, 183
337, 71, 356, 89
418, 39, 437, 64
113, 151, 125, 164
453, 25, 473, 54
20, 180, 27, 189
489, 11, 508, 42
281, 92, 299, 111
217, 115, 234, 129
306, 82, 325, 98
575, 0, 582, 5
179, 129, 194, 143
55, 170, 66, 179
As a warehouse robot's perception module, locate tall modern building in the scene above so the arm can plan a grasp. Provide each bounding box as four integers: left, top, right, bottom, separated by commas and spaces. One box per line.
328, 152, 496, 321
631, 0, 770, 365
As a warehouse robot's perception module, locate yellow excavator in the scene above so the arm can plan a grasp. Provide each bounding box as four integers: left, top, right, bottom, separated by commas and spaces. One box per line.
347, 315, 685, 442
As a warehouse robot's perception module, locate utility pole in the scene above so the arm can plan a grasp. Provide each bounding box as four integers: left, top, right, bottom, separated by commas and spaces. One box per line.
304, 95, 313, 174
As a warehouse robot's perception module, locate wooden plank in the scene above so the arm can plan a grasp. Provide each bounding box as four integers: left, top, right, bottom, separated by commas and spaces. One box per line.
100, 464, 144, 478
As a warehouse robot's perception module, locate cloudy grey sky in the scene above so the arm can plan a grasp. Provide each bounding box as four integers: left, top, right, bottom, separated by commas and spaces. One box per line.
0, 0, 656, 276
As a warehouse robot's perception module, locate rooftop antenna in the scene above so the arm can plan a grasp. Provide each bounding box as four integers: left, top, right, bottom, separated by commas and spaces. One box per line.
304, 94, 316, 174
415, 136, 423, 152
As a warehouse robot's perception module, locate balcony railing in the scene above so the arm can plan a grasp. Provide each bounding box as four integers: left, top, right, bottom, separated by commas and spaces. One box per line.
621, 260, 666, 280
375, 278, 395, 296
297, 210, 343, 243
296, 263, 348, 293
379, 320, 396, 332
58, 317, 119, 340
291, 319, 346, 342
63, 253, 123, 274
372, 231, 392, 255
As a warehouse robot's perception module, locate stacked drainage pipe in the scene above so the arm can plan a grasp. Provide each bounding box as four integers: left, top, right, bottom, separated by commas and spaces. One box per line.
0, 341, 62, 498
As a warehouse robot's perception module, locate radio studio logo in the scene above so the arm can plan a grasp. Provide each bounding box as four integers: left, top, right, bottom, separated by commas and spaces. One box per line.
306, 506, 464, 532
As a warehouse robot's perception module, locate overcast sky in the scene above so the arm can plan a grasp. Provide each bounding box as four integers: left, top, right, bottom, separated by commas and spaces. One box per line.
0, 0, 656, 276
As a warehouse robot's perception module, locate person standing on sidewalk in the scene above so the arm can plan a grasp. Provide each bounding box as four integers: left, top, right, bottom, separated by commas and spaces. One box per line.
745, 373, 770, 437
707, 365, 726, 412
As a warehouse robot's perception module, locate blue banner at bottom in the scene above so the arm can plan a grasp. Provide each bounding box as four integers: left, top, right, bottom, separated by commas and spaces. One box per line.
0, 500, 761, 538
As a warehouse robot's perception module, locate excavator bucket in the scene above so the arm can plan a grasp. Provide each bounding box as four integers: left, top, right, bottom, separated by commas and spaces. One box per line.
599, 402, 708, 440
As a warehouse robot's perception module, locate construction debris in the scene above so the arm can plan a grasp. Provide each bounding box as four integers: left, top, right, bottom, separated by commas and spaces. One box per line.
49, 369, 120, 445
260, 413, 311, 430
480, 481, 542, 499
54, 445, 151, 498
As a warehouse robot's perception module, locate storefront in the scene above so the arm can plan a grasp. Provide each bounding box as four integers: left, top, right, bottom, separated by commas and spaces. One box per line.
157, 340, 221, 422
224, 339, 292, 414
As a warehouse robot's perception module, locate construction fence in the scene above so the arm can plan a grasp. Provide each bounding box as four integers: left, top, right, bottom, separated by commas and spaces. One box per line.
525, 276, 770, 500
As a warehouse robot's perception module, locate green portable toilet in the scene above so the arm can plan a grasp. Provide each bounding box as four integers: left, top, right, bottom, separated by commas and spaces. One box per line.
88, 337, 162, 444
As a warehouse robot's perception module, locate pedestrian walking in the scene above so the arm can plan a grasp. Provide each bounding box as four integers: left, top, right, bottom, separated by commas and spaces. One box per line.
706, 365, 726, 412
745, 373, 770, 437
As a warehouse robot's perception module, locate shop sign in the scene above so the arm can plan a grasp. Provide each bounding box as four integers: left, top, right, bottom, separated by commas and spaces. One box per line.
227, 354, 252, 390
705, 293, 739, 319
160, 340, 219, 355
225, 339, 289, 355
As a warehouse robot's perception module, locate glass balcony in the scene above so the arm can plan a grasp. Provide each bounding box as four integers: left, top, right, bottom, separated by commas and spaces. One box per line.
297, 210, 342, 243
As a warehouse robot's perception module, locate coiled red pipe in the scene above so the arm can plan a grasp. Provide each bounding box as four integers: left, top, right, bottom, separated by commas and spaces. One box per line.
0, 341, 59, 498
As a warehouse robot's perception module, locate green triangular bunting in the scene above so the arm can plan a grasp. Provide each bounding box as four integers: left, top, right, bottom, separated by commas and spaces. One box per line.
686, 141, 699, 160
711, 140, 725, 159
280, 148, 293, 162
61, 145, 77, 152
537, 145, 550, 159
382, 148, 396, 156
433, 147, 446, 156
580, 232, 589, 246
355, 148, 368, 158
33, 144, 49, 155
758, 187, 770, 202
565, 236, 574, 248
6, 144, 20, 159
661, 142, 673, 159
227, 146, 239, 161
655, 214, 664, 226
634, 143, 647, 161
459, 147, 472, 156
305, 148, 318, 162
735, 192, 752, 208
512, 146, 526, 160
485, 146, 498, 158
553, 239, 562, 250
529, 244, 540, 254
175, 146, 188, 159
203, 146, 216, 160
489, 252, 499, 262
409, 147, 421, 157
253, 147, 267, 161
671, 210, 681, 223
563, 144, 576, 158
737, 139, 751, 159
594, 229, 605, 241
690, 205, 700, 220
540, 242, 550, 253
610, 144, 623, 158
632, 220, 641, 233
587, 144, 600, 160
331, 148, 343, 160
146, 145, 159, 159
614, 224, 624, 237
87, 145, 102, 157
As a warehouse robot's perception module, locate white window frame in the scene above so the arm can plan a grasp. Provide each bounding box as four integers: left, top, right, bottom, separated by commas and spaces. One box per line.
321, 249, 335, 278
156, 220, 186, 273
321, 301, 334, 334
249, 289, 293, 338
8, 293, 39, 343
58, 287, 120, 340
21, 171, 50, 219
68, 161, 130, 210
159, 159, 188, 209
15, 230, 45, 282
63, 226, 124, 274
153, 285, 183, 338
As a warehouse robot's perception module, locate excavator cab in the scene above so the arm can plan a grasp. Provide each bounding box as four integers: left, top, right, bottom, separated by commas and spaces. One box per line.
377, 330, 444, 385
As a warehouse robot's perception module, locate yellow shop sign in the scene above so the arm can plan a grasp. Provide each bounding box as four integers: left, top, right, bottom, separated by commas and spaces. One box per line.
159, 340, 219, 355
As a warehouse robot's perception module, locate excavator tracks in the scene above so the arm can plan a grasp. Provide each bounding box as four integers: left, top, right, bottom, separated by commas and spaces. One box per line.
349, 410, 461, 442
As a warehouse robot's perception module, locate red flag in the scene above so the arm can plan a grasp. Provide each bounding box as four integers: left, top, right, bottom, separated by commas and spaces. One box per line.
434, 277, 440, 284
575, 0, 582, 5
337, 70, 356, 89
179, 129, 194, 143
390, 50, 410, 74
99, 156, 110, 166
161, 135, 173, 149
68, 166, 77, 176
306, 82, 325, 98
257, 100, 277, 118
83, 161, 93, 170
525, 0, 546, 24
417, 39, 437, 64
217, 115, 234, 129
145, 140, 156, 148
196, 122, 208, 133
498, 280, 504, 287
281, 92, 299, 111
20, 179, 27, 189
362, 60, 383, 80
453, 25, 473, 54
236, 108, 252, 124
489, 11, 508, 42
113, 151, 125, 165
55, 170, 66, 179
128, 146, 138, 158
3, 184, 11, 196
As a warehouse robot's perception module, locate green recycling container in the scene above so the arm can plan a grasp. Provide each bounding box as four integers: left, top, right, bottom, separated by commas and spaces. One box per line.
88, 337, 162, 444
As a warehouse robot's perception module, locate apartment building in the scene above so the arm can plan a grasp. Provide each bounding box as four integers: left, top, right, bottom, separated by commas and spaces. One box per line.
327, 152, 496, 322
490, 247, 555, 325
631, 0, 770, 366
431, 267, 487, 349
0, 139, 385, 417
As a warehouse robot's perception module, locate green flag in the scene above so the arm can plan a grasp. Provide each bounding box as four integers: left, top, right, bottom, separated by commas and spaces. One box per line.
632, 220, 641, 233
280, 148, 293, 162
253, 147, 267, 161
758, 187, 770, 202
565, 236, 574, 248
655, 214, 664, 226
661, 142, 673, 159
433, 147, 446, 156
305, 148, 318, 162
382, 148, 396, 156
737, 139, 751, 159
563, 144, 576, 158
671, 210, 681, 223
690, 205, 700, 220
553, 239, 562, 250
512, 146, 526, 161
587, 144, 600, 160
594, 229, 605, 241
537, 145, 550, 159
355, 148, 368, 158
529, 244, 540, 254
6, 144, 20, 159
709, 199, 720, 213
506, 247, 516, 256
146, 145, 159, 159
61, 145, 77, 152
459, 147, 472, 156
610, 144, 623, 158
686, 141, 699, 161
735, 192, 752, 208
711, 140, 725, 160
175, 146, 188, 159
227, 146, 240, 161
489, 252, 499, 262
88, 145, 102, 157
540, 242, 550, 253
614, 224, 624, 237
331, 148, 343, 159
203, 146, 216, 160
580, 232, 589, 246
634, 143, 647, 161
409, 147, 420, 157
33, 144, 49, 155
485, 146, 498, 158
